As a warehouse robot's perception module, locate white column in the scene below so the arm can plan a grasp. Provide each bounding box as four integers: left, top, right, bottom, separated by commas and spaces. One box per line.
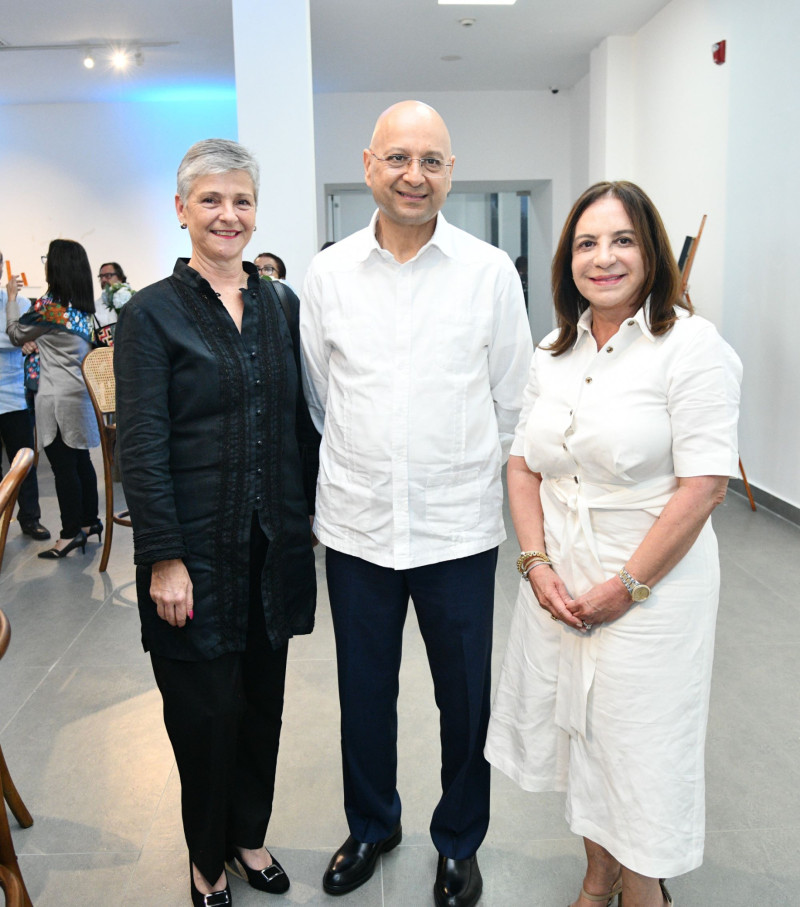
232, 0, 318, 287
588, 36, 636, 182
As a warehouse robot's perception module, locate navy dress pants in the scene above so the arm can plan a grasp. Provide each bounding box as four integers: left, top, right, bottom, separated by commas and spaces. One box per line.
326, 546, 497, 860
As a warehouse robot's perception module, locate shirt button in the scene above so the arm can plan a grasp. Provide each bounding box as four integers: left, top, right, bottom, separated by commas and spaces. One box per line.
562, 443, 568, 451
574, 476, 579, 484
585, 377, 593, 384
569, 409, 573, 416
256, 440, 263, 448
606, 346, 613, 353
255, 379, 262, 386
627, 320, 635, 326
255, 496, 262, 504
256, 409, 262, 417
257, 467, 263, 475
250, 350, 257, 359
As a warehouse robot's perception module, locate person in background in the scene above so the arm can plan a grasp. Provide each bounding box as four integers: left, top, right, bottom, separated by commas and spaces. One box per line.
254, 252, 286, 282
0, 249, 50, 540
5, 239, 101, 559
94, 261, 135, 331
301, 100, 532, 907
514, 254, 529, 310
484, 181, 742, 907
115, 138, 318, 907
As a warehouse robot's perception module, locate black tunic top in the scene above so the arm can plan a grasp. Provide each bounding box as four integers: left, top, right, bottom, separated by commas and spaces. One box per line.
115, 259, 318, 660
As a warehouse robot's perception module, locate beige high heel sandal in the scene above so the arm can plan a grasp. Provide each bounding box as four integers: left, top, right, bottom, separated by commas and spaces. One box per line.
573, 875, 623, 906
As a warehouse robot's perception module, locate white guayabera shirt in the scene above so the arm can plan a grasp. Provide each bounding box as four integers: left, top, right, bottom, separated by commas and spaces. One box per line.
301, 211, 533, 570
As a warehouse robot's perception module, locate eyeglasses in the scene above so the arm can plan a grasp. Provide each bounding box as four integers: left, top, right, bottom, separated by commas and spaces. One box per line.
256, 265, 277, 275
98, 272, 118, 280
368, 151, 452, 178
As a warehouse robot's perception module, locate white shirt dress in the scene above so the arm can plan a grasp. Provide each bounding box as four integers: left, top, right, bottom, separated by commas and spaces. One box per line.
484, 304, 742, 878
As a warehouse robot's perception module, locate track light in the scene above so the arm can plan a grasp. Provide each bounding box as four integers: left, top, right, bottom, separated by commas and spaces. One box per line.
111, 48, 130, 70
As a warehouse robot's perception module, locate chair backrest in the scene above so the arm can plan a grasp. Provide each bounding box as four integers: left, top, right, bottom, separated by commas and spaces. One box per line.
0, 449, 34, 576
82, 347, 116, 417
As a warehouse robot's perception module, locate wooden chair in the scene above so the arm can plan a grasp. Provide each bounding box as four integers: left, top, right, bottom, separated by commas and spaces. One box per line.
0, 450, 34, 576
81, 347, 132, 572
0, 610, 33, 907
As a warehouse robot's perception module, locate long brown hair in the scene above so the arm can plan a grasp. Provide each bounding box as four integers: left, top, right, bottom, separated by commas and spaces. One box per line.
547, 181, 688, 356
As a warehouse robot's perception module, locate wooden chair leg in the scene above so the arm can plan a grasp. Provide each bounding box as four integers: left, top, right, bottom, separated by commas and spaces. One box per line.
0, 775, 33, 907
0, 864, 25, 907
99, 433, 115, 573
0, 747, 32, 829
738, 457, 756, 512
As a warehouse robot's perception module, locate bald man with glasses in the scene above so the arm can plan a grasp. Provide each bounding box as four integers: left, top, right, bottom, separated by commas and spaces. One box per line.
301, 101, 532, 907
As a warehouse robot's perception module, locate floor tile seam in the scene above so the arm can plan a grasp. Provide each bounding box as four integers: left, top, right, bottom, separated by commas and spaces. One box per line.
43, 595, 110, 672
0, 660, 59, 735
719, 555, 798, 600
131, 759, 179, 864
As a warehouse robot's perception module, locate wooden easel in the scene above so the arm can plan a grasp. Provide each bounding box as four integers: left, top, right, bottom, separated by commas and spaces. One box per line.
679, 215, 756, 511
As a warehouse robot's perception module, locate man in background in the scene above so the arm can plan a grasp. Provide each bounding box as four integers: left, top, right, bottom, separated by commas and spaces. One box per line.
0, 250, 49, 540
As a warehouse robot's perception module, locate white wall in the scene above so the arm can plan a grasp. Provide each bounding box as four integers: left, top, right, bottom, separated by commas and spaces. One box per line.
718, 0, 800, 508
0, 99, 237, 294
588, 0, 799, 509
578, 0, 800, 509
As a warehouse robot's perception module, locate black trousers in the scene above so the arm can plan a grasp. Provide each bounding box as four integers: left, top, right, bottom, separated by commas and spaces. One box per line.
150, 520, 289, 885
42, 427, 98, 538
0, 407, 41, 524
326, 546, 497, 860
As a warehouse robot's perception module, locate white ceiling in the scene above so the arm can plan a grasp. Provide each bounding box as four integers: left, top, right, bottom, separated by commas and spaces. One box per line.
0, 0, 672, 105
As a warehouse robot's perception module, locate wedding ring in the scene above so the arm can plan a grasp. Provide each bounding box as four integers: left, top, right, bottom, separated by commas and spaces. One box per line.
582, 620, 592, 629
551, 614, 559, 621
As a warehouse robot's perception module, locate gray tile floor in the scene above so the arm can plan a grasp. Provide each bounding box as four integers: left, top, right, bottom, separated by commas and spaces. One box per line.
1, 456, 797, 906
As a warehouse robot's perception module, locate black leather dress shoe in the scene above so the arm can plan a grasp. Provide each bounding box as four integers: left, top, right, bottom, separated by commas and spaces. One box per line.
433, 853, 482, 907
19, 520, 51, 541
322, 824, 402, 895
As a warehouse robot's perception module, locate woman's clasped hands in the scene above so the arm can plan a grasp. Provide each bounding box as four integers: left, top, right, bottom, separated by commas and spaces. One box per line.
528, 566, 633, 631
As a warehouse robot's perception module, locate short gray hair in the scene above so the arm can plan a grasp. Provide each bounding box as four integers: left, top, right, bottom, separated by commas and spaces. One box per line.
176, 138, 260, 204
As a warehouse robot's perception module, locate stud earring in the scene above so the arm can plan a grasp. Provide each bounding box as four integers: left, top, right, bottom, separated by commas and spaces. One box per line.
253, 225, 257, 232
180, 223, 188, 230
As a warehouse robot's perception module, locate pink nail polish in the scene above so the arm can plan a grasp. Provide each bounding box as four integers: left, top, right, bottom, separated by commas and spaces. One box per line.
188, 610, 194, 620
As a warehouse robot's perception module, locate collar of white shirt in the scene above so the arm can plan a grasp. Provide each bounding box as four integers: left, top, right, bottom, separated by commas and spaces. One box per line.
574, 297, 659, 349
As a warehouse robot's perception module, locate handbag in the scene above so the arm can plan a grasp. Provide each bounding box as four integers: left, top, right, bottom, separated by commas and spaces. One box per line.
92, 315, 115, 348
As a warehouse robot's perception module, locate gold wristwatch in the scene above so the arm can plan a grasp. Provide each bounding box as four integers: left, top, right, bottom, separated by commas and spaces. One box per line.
618, 567, 651, 602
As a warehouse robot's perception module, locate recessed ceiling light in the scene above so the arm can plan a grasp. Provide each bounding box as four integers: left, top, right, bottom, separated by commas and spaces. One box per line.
83, 52, 95, 69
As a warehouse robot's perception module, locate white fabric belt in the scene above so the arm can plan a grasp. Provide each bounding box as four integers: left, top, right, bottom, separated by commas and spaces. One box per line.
543, 474, 676, 738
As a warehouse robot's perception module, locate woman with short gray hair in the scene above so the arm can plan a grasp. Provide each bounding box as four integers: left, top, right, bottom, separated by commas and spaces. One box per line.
115, 138, 319, 906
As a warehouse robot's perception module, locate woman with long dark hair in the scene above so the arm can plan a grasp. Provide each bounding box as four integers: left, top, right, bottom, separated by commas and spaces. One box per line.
485, 182, 742, 906
5, 239, 100, 558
